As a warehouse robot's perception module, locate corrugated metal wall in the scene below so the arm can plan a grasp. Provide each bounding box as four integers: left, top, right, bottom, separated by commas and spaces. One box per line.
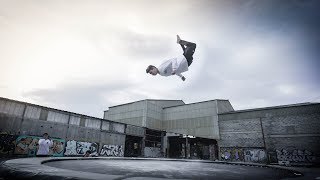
163, 101, 219, 139
24, 105, 41, 119
126, 124, 145, 137
147, 100, 185, 108
47, 110, 69, 124
69, 115, 80, 125
104, 101, 145, 127
146, 101, 163, 130
0, 99, 25, 117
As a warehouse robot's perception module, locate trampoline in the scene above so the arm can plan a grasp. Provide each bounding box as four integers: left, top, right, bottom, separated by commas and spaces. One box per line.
0, 157, 302, 180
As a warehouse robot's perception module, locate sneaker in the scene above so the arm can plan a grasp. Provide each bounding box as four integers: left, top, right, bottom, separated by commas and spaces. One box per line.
176, 35, 181, 44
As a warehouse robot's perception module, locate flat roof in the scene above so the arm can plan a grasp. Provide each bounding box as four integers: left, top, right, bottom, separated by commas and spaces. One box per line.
105, 99, 185, 110
163, 99, 230, 109
218, 102, 320, 115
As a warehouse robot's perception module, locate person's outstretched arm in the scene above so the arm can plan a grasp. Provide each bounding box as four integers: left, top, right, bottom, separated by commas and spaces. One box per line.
176, 73, 186, 81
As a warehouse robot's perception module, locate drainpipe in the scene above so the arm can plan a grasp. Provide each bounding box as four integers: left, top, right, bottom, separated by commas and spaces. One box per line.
259, 117, 268, 164
185, 137, 187, 158
18, 104, 27, 135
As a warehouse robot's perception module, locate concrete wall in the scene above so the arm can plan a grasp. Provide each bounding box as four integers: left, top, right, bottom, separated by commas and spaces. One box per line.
217, 100, 235, 113
0, 97, 126, 157
147, 100, 185, 108
163, 100, 234, 139
126, 124, 145, 137
104, 101, 145, 127
218, 103, 320, 165
218, 117, 264, 147
104, 99, 234, 140
163, 101, 216, 138
146, 101, 163, 130
104, 100, 185, 129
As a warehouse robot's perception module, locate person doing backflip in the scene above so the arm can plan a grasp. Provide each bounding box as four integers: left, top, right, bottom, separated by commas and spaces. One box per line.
146, 35, 196, 81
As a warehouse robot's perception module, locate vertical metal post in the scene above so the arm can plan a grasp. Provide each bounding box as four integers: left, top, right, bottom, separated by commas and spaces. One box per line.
259, 117, 268, 163
18, 104, 27, 135
66, 114, 71, 139
259, 117, 267, 148
185, 137, 189, 158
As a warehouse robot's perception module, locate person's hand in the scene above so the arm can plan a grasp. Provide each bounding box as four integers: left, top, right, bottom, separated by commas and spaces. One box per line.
181, 76, 186, 81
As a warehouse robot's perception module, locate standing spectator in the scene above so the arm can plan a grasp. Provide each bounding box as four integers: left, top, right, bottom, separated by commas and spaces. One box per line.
36, 133, 53, 157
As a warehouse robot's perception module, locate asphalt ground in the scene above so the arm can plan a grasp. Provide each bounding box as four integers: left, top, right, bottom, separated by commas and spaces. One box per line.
1, 157, 319, 180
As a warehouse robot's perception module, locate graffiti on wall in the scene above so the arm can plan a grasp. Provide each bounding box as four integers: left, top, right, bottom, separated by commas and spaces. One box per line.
65, 140, 98, 156
244, 149, 266, 162
100, 145, 124, 157
0, 133, 17, 156
50, 139, 65, 156
220, 147, 244, 161
14, 136, 65, 156
276, 149, 316, 163
220, 147, 267, 163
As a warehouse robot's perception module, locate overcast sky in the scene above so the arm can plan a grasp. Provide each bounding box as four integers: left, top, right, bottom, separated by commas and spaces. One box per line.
1, 0, 319, 117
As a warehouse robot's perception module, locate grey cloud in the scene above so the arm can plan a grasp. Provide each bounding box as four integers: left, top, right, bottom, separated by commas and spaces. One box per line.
182, 0, 320, 47
89, 28, 177, 60
116, 31, 175, 58
172, 43, 320, 110
22, 81, 140, 117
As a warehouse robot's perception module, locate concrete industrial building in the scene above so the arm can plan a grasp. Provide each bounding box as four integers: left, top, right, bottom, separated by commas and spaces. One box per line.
104, 99, 320, 165
104, 99, 234, 159
1, 96, 319, 165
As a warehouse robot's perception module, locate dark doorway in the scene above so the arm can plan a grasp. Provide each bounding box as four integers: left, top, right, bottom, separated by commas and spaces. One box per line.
189, 137, 217, 160
168, 136, 218, 160
168, 136, 185, 158
145, 129, 163, 148
124, 135, 142, 157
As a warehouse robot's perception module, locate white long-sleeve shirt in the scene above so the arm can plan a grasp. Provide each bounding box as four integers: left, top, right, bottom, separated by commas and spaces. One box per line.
37, 138, 53, 155
158, 55, 188, 78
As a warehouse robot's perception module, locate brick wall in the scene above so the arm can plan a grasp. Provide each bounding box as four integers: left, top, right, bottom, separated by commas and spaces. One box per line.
218, 103, 320, 165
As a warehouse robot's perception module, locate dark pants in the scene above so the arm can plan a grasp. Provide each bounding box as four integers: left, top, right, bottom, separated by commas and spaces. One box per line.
36, 155, 50, 157
180, 40, 196, 66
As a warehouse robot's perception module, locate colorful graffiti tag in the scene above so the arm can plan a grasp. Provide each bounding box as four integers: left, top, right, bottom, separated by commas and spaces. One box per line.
14, 136, 39, 156
64, 140, 98, 156
244, 149, 266, 162
220, 147, 244, 161
14, 136, 65, 157
100, 145, 124, 157
0, 133, 17, 156
220, 147, 267, 163
276, 149, 316, 163
50, 139, 65, 156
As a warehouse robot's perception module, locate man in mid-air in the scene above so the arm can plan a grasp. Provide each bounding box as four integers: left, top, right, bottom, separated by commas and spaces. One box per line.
146, 35, 196, 81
